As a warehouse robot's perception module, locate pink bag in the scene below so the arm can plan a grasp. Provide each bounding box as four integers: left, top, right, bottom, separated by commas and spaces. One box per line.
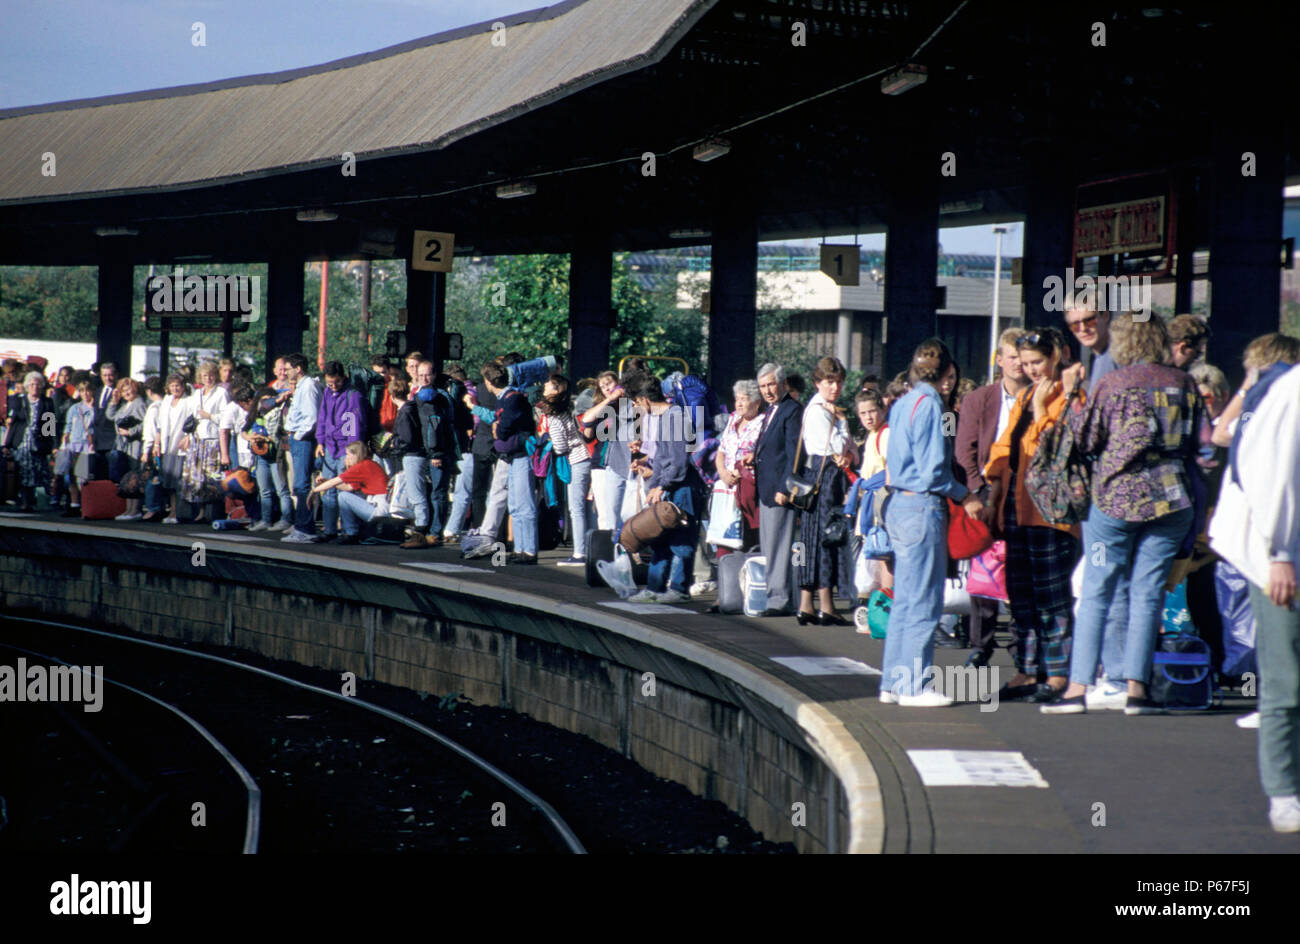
967, 540, 1008, 602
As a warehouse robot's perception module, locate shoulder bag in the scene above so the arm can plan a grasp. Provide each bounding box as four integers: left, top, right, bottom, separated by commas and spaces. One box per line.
785, 405, 836, 513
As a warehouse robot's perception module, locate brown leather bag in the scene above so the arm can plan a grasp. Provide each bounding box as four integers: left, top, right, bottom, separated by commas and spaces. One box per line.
619, 501, 688, 553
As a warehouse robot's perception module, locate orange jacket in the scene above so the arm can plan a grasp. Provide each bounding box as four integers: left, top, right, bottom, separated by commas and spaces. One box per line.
983, 381, 1081, 537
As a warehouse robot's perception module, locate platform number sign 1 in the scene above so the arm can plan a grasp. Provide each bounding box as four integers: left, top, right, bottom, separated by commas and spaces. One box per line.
819, 244, 860, 286
412, 230, 455, 273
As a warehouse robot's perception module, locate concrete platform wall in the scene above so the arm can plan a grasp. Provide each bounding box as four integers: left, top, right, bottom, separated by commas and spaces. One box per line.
0, 534, 859, 852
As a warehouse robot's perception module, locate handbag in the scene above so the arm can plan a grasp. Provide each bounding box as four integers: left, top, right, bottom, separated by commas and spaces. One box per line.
966, 540, 1008, 602
619, 500, 688, 554
181, 415, 199, 435
947, 497, 994, 560
784, 405, 836, 512
53, 448, 74, 477
117, 469, 145, 499
73, 450, 94, 481
821, 513, 848, 548
706, 482, 744, 549
863, 487, 892, 558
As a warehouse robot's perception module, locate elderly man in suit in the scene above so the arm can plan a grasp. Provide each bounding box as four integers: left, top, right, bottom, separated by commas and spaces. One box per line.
749, 362, 804, 616
954, 329, 1027, 665
90, 361, 119, 478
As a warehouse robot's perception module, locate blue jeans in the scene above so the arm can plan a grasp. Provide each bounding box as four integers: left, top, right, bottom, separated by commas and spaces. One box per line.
567, 460, 591, 558
507, 456, 537, 555
881, 492, 947, 697
289, 436, 316, 534
255, 454, 292, 524
1069, 505, 1194, 688
603, 469, 629, 535
1249, 582, 1300, 797
447, 452, 474, 536
402, 453, 430, 530
338, 490, 378, 535
646, 483, 699, 594
319, 453, 344, 535
427, 460, 449, 536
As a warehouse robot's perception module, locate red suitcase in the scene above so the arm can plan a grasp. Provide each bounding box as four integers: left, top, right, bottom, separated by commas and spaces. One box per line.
81, 479, 127, 520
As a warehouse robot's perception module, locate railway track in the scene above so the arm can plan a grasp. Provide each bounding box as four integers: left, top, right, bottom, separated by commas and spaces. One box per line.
0, 616, 585, 854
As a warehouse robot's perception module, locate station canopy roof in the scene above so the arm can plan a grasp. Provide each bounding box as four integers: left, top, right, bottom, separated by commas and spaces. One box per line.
0, 0, 1293, 265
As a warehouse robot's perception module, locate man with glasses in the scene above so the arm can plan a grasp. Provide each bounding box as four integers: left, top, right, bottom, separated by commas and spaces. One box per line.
1167, 314, 1210, 370
1064, 307, 1116, 388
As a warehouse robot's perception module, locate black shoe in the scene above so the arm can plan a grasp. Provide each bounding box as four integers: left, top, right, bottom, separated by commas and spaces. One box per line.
795, 610, 816, 626
1029, 683, 1068, 704
510, 552, 537, 565
932, 626, 966, 648
998, 683, 1040, 701
966, 648, 992, 669
1040, 693, 1087, 715
61, 508, 81, 518
759, 608, 789, 618
317, 533, 338, 543
336, 534, 360, 545
816, 610, 848, 626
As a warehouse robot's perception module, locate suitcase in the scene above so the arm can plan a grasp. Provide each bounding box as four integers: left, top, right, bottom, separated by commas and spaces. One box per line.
718, 546, 761, 614
740, 555, 768, 617
586, 529, 648, 587
81, 479, 127, 519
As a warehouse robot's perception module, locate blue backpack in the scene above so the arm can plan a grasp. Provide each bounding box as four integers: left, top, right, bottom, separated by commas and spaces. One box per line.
662, 372, 726, 438
414, 387, 454, 459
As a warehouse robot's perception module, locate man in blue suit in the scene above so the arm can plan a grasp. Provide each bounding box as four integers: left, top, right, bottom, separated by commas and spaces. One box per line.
751, 363, 803, 616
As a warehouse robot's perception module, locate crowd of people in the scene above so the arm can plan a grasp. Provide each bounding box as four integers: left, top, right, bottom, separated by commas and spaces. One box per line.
4, 306, 1299, 832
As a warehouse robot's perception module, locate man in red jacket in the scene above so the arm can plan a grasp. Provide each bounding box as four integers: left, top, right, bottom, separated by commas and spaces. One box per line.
954, 328, 1027, 666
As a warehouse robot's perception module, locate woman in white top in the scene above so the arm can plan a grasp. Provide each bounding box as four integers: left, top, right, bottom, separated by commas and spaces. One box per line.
150, 373, 193, 523
796, 356, 858, 626
181, 361, 230, 522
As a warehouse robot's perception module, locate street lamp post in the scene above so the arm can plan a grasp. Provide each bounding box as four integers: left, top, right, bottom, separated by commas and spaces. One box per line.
988, 226, 1008, 384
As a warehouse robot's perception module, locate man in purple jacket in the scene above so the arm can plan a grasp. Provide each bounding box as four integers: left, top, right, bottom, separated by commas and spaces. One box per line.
314, 360, 368, 541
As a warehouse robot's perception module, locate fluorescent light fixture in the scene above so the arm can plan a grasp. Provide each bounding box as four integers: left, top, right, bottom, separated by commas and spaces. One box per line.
881, 64, 928, 95
670, 228, 711, 240
692, 138, 731, 162
296, 209, 338, 222
94, 225, 138, 237
496, 182, 537, 199
939, 198, 984, 214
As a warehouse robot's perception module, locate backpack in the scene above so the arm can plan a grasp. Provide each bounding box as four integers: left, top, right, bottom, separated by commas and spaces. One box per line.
442, 378, 473, 455
663, 372, 726, 438
414, 388, 454, 459
1024, 394, 1091, 525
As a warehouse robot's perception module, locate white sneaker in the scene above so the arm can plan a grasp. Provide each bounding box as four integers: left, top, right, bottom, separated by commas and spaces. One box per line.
878, 691, 897, 705
115, 512, 141, 521
627, 589, 659, 603
162, 517, 179, 525
270, 519, 293, 532
898, 690, 955, 708
1237, 711, 1261, 729
655, 590, 690, 604
281, 529, 317, 543
1086, 681, 1128, 710
689, 580, 717, 598
248, 521, 270, 532
1269, 796, 1300, 833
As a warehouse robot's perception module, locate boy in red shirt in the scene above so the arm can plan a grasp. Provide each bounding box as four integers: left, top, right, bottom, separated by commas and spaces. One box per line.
310, 441, 390, 544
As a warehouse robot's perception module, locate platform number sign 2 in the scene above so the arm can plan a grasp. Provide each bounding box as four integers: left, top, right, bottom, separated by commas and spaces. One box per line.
412, 230, 455, 273
819, 244, 860, 286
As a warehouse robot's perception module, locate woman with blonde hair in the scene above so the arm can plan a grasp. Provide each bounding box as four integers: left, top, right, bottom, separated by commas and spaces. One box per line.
107, 378, 148, 520
1044, 313, 1212, 715
181, 361, 229, 523
795, 356, 858, 625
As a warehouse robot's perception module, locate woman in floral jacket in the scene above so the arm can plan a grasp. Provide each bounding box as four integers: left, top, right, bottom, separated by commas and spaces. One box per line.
1044, 313, 1212, 715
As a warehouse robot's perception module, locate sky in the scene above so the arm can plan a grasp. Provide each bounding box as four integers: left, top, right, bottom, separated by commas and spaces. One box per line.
1, 0, 1025, 257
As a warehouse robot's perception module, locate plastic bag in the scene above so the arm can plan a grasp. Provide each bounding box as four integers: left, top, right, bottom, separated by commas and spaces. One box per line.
596, 545, 639, 599
1215, 560, 1257, 677
706, 483, 743, 549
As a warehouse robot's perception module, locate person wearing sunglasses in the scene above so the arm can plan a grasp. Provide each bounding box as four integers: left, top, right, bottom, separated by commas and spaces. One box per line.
1166, 314, 1210, 370
1064, 306, 1116, 389
984, 328, 1083, 703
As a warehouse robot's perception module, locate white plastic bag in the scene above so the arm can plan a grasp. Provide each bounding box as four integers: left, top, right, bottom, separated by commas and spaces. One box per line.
706, 483, 743, 549
597, 545, 639, 599
854, 549, 882, 598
